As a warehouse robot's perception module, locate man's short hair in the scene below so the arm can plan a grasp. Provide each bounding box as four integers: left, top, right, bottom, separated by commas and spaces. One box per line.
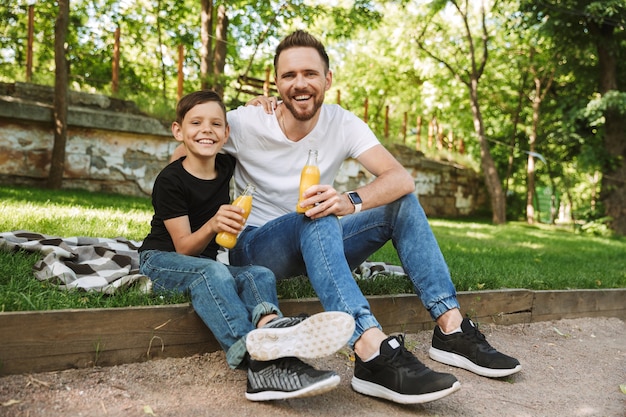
274, 30, 330, 74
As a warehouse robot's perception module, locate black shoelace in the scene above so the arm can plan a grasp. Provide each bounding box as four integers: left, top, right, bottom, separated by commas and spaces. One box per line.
387, 335, 429, 375
463, 324, 497, 352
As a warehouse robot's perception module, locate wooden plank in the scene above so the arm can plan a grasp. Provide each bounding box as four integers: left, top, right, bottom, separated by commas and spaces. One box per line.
457, 289, 534, 325
361, 290, 535, 333
0, 304, 220, 376
0, 289, 624, 376
280, 290, 535, 333
531, 289, 626, 322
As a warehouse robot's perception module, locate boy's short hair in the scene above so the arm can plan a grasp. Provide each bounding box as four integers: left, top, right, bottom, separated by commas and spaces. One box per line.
175, 90, 227, 124
274, 30, 330, 75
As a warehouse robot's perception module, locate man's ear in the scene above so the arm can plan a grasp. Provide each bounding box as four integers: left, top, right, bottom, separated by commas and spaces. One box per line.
224, 125, 230, 144
325, 70, 333, 91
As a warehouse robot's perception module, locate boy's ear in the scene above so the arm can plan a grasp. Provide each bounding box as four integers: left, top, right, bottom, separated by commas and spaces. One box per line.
171, 122, 184, 143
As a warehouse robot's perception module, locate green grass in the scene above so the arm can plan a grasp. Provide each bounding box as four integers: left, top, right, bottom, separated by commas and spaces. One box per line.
1, 185, 625, 312
368, 219, 626, 292
0, 186, 153, 240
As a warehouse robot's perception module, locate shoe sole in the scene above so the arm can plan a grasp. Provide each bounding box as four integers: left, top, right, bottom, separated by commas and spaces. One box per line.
428, 347, 522, 378
351, 377, 461, 404
246, 311, 355, 361
246, 374, 340, 401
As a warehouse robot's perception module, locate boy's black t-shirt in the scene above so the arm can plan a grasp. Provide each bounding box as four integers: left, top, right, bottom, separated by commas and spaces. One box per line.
139, 154, 235, 260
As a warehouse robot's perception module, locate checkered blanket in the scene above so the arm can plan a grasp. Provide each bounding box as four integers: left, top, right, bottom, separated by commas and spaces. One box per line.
0, 230, 151, 294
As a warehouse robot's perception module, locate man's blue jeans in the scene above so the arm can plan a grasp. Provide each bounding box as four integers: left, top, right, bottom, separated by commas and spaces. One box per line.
229, 193, 459, 347
139, 250, 281, 369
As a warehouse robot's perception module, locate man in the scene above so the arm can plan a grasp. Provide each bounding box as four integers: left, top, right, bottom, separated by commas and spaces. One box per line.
173, 30, 520, 404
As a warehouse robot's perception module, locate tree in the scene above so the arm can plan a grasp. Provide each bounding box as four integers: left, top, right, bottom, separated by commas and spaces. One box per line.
415, 0, 507, 224
522, 0, 626, 234
212, 4, 228, 96
48, 0, 69, 189
199, 0, 214, 90
526, 48, 556, 224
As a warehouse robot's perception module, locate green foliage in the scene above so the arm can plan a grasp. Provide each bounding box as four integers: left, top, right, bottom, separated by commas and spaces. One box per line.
583, 91, 626, 123
1, 0, 625, 231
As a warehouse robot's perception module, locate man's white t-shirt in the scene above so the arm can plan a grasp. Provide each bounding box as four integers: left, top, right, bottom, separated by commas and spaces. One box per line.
223, 104, 379, 227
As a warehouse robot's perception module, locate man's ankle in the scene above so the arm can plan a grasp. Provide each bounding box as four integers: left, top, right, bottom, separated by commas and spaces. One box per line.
435, 308, 463, 334
354, 327, 388, 359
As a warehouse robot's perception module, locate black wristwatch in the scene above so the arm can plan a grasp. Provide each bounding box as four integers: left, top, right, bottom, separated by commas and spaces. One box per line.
346, 191, 363, 214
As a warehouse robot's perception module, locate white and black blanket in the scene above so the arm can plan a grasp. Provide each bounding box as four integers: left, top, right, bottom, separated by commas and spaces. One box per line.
0, 230, 405, 294
0, 230, 151, 294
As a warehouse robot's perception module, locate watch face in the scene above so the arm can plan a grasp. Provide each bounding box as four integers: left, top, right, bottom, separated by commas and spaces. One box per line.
349, 192, 362, 205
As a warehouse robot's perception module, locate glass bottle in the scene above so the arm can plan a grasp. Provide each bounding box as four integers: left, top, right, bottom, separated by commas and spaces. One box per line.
296, 150, 320, 213
215, 184, 255, 249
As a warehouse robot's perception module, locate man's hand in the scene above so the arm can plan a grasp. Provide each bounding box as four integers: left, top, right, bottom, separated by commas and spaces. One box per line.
298, 184, 355, 219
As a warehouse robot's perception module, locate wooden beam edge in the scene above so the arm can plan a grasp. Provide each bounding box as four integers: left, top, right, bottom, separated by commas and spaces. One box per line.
0, 289, 624, 376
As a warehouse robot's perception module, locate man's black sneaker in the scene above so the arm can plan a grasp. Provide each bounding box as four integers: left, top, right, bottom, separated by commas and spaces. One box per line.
246, 311, 355, 361
351, 335, 460, 404
245, 357, 340, 401
429, 318, 522, 378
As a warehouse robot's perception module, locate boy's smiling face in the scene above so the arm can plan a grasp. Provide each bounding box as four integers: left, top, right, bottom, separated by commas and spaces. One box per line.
172, 101, 229, 158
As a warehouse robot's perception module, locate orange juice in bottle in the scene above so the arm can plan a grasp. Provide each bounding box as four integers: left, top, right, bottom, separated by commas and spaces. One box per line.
296, 150, 320, 213
215, 184, 255, 249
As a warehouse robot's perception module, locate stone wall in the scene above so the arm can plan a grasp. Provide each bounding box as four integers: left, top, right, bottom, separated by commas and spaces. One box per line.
0, 83, 487, 217
0, 83, 175, 196
335, 144, 488, 217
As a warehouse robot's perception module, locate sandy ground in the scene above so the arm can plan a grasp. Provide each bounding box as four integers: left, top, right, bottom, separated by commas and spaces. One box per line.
1, 317, 625, 417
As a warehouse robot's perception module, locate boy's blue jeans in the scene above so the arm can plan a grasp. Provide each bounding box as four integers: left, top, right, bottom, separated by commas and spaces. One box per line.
139, 250, 280, 369
229, 193, 459, 347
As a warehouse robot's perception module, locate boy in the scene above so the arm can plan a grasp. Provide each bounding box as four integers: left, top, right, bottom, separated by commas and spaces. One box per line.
138, 90, 354, 401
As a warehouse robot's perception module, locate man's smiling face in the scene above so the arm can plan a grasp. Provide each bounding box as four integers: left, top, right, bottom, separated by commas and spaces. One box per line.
275, 46, 332, 121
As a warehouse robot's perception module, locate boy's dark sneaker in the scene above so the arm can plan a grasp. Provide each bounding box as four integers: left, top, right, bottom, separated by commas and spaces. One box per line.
246, 357, 339, 401
429, 318, 522, 378
351, 335, 460, 404
246, 311, 355, 361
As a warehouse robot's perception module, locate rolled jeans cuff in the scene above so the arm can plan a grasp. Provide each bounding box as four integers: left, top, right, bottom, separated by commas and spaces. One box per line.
225, 302, 281, 369
351, 315, 382, 349
251, 301, 282, 327
428, 295, 461, 321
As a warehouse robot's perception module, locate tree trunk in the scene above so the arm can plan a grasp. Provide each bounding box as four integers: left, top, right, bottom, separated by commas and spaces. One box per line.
595, 24, 626, 235
212, 4, 228, 97
468, 80, 506, 224
526, 77, 542, 224
48, 0, 69, 190
155, 0, 167, 99
112, 26, 120, 95
200, 0, 214, 90
504, 69, 526, 197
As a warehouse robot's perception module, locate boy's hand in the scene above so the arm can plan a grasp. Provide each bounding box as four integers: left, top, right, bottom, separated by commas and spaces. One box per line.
246, 96, 278, 114
210, 204, 246, 234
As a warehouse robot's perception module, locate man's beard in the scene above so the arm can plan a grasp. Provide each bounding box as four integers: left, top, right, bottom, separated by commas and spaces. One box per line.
283, 94, 324, 121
